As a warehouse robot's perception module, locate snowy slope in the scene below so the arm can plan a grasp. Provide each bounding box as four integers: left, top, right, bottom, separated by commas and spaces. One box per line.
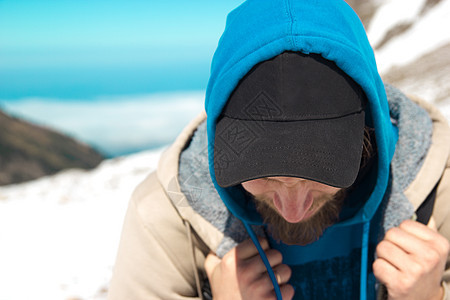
0, 149, 164, 300
368, 0, 450, 73
366, 0, 450, 104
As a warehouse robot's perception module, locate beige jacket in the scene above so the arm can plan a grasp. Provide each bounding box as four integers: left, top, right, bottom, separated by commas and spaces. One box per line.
107, 97, 450, 300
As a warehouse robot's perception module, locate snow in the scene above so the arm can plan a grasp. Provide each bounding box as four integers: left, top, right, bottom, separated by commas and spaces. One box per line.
368, 0, 450, 73
0, 149, 164, 300
367, 0, 425, 47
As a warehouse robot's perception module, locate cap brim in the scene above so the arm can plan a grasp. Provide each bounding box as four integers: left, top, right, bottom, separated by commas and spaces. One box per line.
214, 111, 365, 188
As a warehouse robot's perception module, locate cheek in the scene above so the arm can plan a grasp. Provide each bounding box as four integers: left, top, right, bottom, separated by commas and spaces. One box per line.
241, 180, 270, 195
311, 182, 341, 195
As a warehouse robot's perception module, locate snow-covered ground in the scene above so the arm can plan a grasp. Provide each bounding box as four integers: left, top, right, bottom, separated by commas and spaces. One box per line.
367, 0, 450, 74
0, 149, 164, 300
1, 0, 450, 299
366, 0, 450, 105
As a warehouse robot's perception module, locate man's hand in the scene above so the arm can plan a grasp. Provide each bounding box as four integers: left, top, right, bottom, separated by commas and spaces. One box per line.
373, 219, 450, 300
204, 237, 294, 300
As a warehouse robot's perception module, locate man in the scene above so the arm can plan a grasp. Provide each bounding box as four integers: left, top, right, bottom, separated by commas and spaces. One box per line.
107, 0, 450, 299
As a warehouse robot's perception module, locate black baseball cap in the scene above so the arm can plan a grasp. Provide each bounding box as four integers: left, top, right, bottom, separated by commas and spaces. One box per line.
214, 51, 367, 188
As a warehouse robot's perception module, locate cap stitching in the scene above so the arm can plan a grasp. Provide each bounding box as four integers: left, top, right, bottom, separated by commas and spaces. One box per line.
222, 109, 364, 122
244, 159, 336, 172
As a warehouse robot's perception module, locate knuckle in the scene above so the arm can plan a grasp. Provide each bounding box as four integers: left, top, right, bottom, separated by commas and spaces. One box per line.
385, 227, 399, 241
438, 237, 450, 256
267, 249, 282, 263
408, 262, 424, 278
284, 264, 292, 280
376, 240, 391, 256
274, 263, 292, 282
222, 254, 235, 269
398, 275, 414, 292
239, 267, 254, 284
399, 219, 414, 229
423, 248, 441, 265
281, 284, 295, 300
372, 259, 386, 279
426, 237, 449, 263
376, 240, 387, 251
444, 237, 450, 251
259, 238, 269, 249
372, 259, 381, 273
247, 283, 260, 297
250, 276, 272, 298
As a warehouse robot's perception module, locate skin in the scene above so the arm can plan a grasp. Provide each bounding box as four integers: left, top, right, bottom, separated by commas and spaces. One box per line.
204, 237, 294, 300
204, 177, 450, 299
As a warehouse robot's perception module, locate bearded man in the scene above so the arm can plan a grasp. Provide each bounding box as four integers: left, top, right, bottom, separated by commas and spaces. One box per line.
107, 0, 450, 299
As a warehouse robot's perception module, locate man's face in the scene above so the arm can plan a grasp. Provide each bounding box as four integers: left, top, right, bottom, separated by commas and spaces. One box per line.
241, 177, 345, 245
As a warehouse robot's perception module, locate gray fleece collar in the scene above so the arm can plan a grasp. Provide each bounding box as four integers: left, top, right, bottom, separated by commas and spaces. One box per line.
380, 84, 432, 234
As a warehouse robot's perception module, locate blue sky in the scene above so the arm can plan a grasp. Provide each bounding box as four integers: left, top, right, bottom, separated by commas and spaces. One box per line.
0, 0, 245, 100
0, 0, 245, 156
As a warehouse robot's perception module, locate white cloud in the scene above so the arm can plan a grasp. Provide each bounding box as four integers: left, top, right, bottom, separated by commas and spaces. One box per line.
1, 91, 205, 156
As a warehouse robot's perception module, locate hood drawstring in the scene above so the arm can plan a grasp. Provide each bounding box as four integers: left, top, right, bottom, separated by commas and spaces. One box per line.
360, 221, 371, 300
184, 221, 203, 299
243, 221, 283, 300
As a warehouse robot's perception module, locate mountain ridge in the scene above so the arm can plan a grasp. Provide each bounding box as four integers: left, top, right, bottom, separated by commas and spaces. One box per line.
0, 108, 104, 186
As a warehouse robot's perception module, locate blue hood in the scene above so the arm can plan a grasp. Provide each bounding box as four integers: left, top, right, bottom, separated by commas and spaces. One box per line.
206, 0, 397, 226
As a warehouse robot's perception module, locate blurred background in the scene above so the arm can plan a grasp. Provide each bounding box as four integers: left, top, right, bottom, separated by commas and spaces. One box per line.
0, 0, 245, 158
0, 0, 449, 299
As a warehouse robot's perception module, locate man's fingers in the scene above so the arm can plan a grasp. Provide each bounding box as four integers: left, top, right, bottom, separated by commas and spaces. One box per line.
273, 263, 292, 285
280, 284, 295, 300
235, 237, 269, 260
245, 248, 282, 273
428, 217, 437, 231
384, 225, 430, 255
399, 219, 439, 242
373, 257, 400, 286
376, 239, 411, 272
250, 264, 292, 295
397, 220, 449, 257
374, 220, 449, 300
204, 252, 221, 280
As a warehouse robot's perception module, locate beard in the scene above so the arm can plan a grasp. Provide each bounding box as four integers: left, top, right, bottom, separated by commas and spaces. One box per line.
252, 189, 346, 246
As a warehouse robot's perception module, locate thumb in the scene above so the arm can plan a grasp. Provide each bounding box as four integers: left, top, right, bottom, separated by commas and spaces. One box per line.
427, 217, 438, 231
204, 251, 221, 280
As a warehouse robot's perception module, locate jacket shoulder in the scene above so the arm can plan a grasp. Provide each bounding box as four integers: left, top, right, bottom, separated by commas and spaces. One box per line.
108, 171, 207, 299
404, 96, 450, 210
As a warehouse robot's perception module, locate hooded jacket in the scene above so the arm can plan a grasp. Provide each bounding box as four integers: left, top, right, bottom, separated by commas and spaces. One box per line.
204, 0, 400, 298
108, 0, 450, 299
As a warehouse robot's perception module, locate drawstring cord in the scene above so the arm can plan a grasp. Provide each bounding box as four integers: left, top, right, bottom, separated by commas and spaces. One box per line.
243, 221, 283, 300
184, 221, 204, 299
360, 221, 371, 300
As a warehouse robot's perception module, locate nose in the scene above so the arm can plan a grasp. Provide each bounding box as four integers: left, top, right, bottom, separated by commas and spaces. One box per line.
277, 179, 309, 204
272, 179, 314, 223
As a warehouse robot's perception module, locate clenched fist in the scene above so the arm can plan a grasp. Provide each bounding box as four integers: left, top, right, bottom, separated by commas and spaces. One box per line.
204, 238, 294, 300
373, 219, 449, 300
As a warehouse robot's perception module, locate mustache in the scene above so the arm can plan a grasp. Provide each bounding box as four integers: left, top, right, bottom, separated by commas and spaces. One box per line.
251, 189, 346, 245
252, 191, 335, 224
